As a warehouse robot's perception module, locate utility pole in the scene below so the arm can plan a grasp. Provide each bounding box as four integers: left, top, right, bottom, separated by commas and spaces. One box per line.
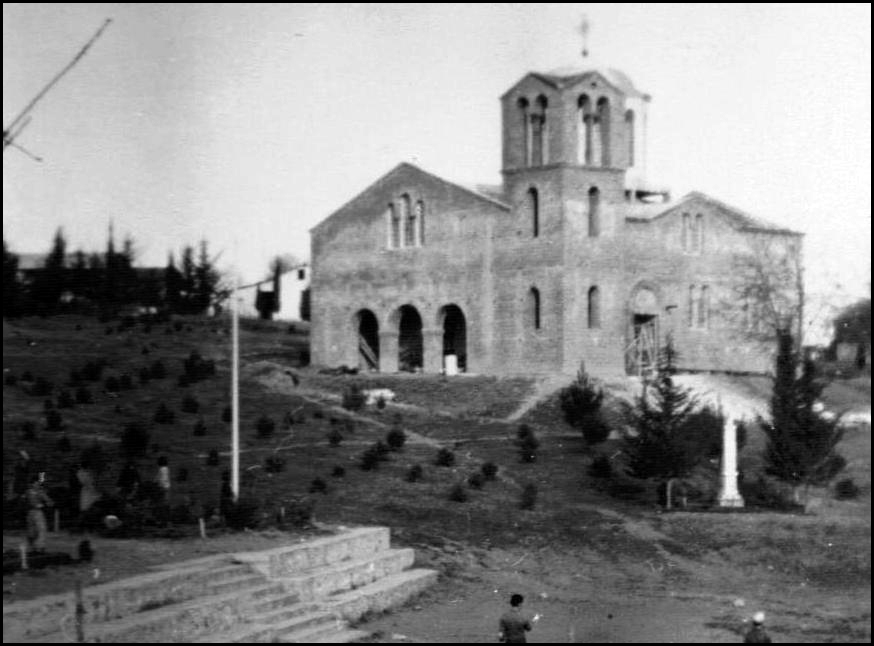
231, 276, 240, 502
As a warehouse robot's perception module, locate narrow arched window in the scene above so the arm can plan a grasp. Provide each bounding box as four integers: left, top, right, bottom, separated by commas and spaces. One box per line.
588, 186, 600, 237
587, 286, 601, 329
531, 95, 548, 166
681, 213, 690, 251
625, 109, 635, 166
698, 285, 709, 328
527, 187, 539, 237
688, 284, 696, 327
596, 97, 610, 167
695, 213, 704, 252
388, 204, 400, 249
529, 287, 541, 330
578, 95, 592, 165
401, 194, 414, 247
415, 200, 425, 246
517, 97, 530, 167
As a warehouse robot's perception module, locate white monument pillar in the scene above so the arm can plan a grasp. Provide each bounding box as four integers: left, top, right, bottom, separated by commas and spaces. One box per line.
717, 417, 744, 508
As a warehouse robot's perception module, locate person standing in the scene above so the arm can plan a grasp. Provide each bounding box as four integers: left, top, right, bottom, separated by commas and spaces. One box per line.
10, 450, 32, 499
25, 473, 53, 553
156, 456, 171, 503
499, 593, 537, 644
744, 612, 772, 643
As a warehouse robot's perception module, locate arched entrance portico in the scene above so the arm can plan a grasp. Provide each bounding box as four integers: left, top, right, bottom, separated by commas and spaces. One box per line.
396, 305, 423, 372
627, 286, 659, 376
438, 304, 467, 373
355, 309, 379, 371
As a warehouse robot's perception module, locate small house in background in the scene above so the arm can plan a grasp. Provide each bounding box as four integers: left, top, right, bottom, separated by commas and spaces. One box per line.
237, 265, 310, 321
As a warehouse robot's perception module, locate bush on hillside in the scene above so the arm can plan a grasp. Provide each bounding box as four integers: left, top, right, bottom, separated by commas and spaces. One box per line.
434, 448, 455, 467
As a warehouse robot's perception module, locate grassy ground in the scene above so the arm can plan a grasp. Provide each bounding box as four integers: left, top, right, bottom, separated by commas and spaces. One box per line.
3, 315, 870, 642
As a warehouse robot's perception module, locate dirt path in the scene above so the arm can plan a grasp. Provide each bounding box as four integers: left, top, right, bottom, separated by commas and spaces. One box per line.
505, 374, 570, 422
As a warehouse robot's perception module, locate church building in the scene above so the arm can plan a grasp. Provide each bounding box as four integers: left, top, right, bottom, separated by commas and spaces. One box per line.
309, 59, 801, 378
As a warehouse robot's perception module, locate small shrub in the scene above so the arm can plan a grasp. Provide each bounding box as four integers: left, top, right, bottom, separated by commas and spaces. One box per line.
31, 377, 53, 397
56, 435, 72, 452
264, 455, 286, 473
313, 408, 325, 420
589, 455, 613, 479
341, 383, 366, 411
386, 427, 407, 452
22, 371, 35, 382
141, 346, 150, 355
374, 441, 391, 461
68, 369, 83, 386
360, 446, 381, 471
434, 448, 455, 467
177, 374, 190, 388
4, 373, 18, 386
46, 409, 63, 432
138, 367, 151, 385
256, 415, 276, 439
154, 403, 175, 424
82, 361, 105, 382
467, 472, 485, 490
149, 360, 167, 379
520, 483, 537, 510
224, 497, 261, 530
57, 390, 76, 409
481, 462, 499, 481
309, 478, 327, 494
448, 483, 468, 503
516, 424, 539, 463
21, 420, 37, 441
44, 399, 54, 412
181, 395, 200, 414
835, 478, 861, 500
193, 418, 207, 436
104, 376, 121, 393
376, 396, 387, 410
173, 321, 184, 332
75, 386, 93, 405
176, 467, 189, 483
121, 422, 151, 459
221, 406, 232, 423
119, 374, 134, 390
406, 464, 424, 482
328, 428, 343, 446
206, 449, 220, 466
331, 466, 346, 478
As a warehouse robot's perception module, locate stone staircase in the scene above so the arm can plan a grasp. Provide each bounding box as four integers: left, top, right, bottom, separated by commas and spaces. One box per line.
2, 526, 437, 643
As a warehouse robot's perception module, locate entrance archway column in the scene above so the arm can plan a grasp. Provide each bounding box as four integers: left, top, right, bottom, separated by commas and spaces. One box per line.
422, 327, 443, 374
378, 331, 399, 373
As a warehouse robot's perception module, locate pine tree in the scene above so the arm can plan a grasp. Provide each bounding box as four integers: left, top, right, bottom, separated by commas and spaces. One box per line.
194, 240, 218, 314
2, 240, 22, 317
623, 335, 701, 479
180, 245, 196, 313
559, 365, 610, 446
760, 329, 845, 501
164, 251, 183, 313
31, 228, 67, 313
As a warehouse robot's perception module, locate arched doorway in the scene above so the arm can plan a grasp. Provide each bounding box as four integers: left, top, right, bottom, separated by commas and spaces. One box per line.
356, 309, 379, 371
397, 305, 423, 372
439, 304, 467, 373
627, 287, 659, 376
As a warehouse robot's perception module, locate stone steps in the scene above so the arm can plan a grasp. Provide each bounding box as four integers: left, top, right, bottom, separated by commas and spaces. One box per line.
5, 526, 436, 644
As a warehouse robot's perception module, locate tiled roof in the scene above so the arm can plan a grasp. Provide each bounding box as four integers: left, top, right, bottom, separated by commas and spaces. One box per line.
532, 66, 648, 99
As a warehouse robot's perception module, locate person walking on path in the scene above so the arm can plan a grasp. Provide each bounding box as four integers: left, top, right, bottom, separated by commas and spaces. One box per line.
744, 612, 772, 643
499, 593, 539, 643
25, 473, 53, 553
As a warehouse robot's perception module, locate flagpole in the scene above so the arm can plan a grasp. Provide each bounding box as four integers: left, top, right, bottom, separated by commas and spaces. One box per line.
231, 276, 240, 502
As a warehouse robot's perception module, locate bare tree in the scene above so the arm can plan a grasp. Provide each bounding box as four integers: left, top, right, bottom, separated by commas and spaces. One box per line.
725, 233, 805, 354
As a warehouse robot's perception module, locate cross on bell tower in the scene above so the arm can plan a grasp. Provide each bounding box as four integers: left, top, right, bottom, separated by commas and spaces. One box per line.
579, 15, 591, 59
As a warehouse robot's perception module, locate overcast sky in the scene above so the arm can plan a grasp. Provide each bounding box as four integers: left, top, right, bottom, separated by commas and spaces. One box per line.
3, 4, 871, 311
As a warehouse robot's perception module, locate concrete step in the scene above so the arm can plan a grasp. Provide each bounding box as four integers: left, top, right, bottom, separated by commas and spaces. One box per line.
282, 548, 415, 600
29, 582, 285, 643
206, 571, 268, 596
3, 561, 252, 642
200, 610, 339, 643
309, 628, 373, 643
234, 527, 390, 577
250, 599, 321, 627
277, 615, 352, 643
326, 568, 438, 622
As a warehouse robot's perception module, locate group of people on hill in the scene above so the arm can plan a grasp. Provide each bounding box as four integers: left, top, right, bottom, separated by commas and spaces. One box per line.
498, 593, 771, 643
9, 450, 173, 553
